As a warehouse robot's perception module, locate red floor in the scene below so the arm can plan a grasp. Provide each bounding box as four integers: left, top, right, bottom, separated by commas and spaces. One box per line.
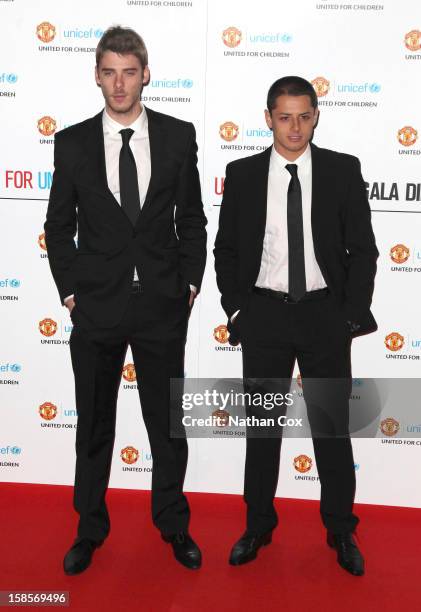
0, 483, 419, 611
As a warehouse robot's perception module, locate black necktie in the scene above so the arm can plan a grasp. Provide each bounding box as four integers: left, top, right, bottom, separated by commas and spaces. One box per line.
285, 164, 306, 301
119, 128, 141, 226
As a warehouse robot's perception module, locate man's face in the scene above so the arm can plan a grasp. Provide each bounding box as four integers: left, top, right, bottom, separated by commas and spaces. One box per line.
265, 94, 319, 160
95, 51, 150, 119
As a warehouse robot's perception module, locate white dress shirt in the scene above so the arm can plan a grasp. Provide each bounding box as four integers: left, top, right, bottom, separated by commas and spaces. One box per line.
255, 144, 326, 292
102, 107, 151, 210
231, 144, 325, 321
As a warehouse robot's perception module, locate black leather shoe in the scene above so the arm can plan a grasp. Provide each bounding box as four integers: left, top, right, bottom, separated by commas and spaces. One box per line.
327, 532, 365, 576
63, 538, 102, 575
162, 532, 202, 569
229, 531, 272, 566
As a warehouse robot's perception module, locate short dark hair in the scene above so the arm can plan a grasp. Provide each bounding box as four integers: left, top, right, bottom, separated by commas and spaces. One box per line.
266, 76, 318, 113
96, 26, 148, 68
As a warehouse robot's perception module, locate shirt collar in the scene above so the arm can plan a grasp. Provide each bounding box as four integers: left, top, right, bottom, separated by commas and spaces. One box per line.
271, 143, 311, 171
102, 105, 148, 138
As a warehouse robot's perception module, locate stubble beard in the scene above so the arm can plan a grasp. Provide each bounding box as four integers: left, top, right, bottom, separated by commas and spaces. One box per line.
106, 93, 141, 118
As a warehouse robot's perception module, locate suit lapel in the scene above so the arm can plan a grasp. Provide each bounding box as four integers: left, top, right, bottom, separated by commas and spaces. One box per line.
89, 111, 109, 191
310, 142, 329, 235
84, 112, 111, 194
250, 146, 272, 240
83, 112, 129, 218
310, 142, 331, 282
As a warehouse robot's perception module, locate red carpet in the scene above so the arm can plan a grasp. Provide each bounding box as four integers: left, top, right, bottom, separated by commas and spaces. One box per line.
1, 484, 419, 611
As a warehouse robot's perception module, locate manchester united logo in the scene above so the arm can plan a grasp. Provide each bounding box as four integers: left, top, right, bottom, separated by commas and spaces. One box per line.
398, 126, 418, 147
380, 417, 400, 437
385, 332, 404, 352
36, 22, 56, 44
39, 402, 57, 421
38, 233, 47, 251
311, 76, 330, 97
122, 363, 137, 382
39, 318, 58, 337
121, 446, 139, 465
214, 324, 229, 344
222, 27, 242, 48
37, 116, 57, 137
390, 244, 410, 264
219, 121, 239, 142
404, 29, 421, 51
212, 409, 230, 427
294, 454, 312, 473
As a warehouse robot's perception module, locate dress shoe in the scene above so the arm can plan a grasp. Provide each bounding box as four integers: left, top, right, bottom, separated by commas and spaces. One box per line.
162, 532, 202, 569
229, 531, 272, 566
327, 532, 365, 576
63, 538, 102, 575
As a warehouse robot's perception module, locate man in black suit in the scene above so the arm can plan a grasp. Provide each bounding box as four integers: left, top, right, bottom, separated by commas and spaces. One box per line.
214, 76, 378, 576
45, 26, 207, 574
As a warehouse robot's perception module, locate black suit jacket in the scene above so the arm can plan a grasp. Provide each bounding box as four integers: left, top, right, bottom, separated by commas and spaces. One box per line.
45, 107, 207, 328
214, 143, 378, 336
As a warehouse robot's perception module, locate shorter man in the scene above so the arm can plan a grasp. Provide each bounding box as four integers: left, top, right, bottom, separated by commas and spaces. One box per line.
214, 76, 378, 576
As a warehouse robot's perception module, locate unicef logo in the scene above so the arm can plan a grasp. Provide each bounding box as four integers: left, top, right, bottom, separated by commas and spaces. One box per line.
7, 73, 17, 84
369, 83, 381, 93
182, 79, 193, 88
10, 279, 21, 288
10, 364, 21, 373
10, 446, 21, 455
282, 34, 292, 43
94, 29, 104, 38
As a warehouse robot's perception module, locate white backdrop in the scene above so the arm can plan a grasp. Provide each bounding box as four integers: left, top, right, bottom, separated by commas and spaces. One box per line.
1, 0, 421, 508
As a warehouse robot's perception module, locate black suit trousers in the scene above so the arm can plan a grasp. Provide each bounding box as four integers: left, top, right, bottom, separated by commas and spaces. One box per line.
69, 289, 191, 542
239, 290, 359, 536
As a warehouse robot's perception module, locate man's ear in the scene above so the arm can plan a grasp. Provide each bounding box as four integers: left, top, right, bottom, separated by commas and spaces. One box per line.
95, 65, 101, 88
264, 109, 273, 130
142, 66, 151, 86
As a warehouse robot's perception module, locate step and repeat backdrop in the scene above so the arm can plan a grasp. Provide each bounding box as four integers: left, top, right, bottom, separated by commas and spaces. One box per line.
1, 0, 421, 508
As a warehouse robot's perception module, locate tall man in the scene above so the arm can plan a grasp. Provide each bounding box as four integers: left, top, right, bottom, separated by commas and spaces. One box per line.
214, 76, 378, 576
45, 26, 207, 574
